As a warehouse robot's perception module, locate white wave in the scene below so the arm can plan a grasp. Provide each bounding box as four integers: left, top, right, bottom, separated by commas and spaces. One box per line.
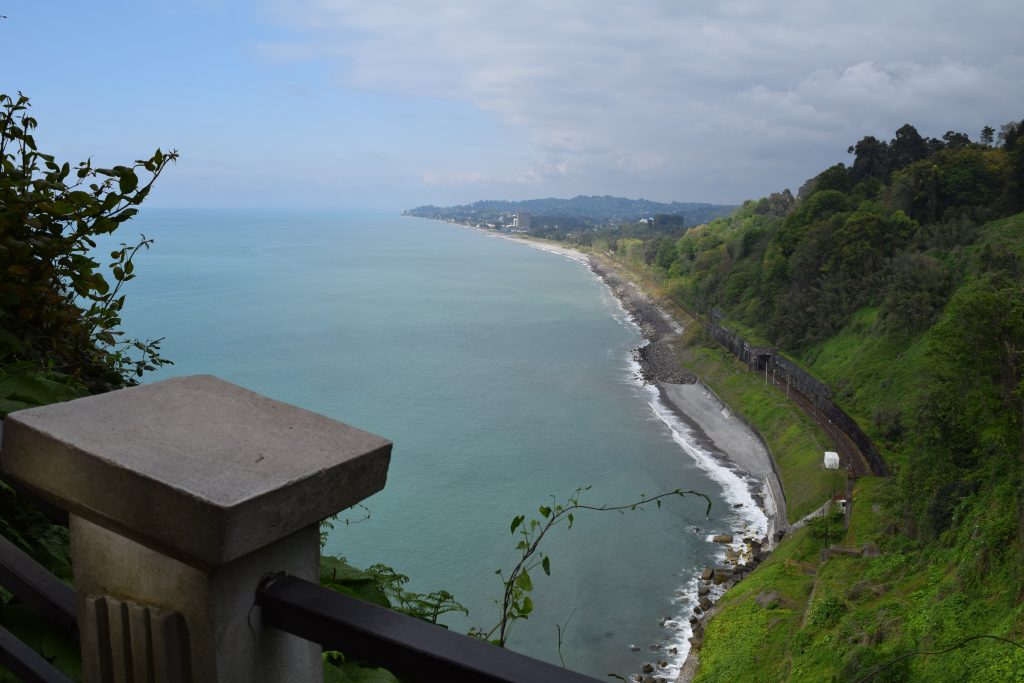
588, 257, 769, 678
636, 383, 769, 675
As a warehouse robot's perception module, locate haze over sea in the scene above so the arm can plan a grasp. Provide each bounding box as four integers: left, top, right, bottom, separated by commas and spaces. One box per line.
110, 208, 762, 678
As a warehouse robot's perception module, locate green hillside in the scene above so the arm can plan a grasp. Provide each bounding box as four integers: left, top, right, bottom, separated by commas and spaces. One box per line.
588, 121, 1024, 680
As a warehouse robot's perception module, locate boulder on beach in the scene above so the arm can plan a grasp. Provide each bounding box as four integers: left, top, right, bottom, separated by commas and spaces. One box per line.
713, 568, 733, 584
712, 534, 733, 543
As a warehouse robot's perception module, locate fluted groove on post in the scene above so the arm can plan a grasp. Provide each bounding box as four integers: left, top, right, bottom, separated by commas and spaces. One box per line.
85, 596, 191, 683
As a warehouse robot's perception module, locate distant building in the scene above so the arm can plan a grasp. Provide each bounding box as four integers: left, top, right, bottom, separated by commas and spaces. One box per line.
510, 212, 531, 232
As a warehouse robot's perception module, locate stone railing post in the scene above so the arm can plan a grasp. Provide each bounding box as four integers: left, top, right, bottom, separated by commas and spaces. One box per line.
1, 375, 391, 682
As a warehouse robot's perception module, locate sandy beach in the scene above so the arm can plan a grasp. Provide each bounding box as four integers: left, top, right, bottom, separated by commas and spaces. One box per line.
658, 382, 787, 545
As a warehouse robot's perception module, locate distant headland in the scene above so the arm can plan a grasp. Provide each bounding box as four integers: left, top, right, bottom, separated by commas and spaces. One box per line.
403, 195, 736, 234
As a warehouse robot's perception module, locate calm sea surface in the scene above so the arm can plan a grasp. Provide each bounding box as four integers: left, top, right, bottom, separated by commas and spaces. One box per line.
105, 208, 763, 679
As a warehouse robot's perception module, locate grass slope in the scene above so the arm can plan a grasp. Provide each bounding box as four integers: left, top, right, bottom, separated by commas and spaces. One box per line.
692, 212, 1024, 681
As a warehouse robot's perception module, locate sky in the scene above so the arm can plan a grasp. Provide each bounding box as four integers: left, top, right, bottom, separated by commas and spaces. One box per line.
2, 1, 1023, 210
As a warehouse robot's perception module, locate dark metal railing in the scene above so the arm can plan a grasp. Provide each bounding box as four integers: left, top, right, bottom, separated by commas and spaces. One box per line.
0, 519, 75, 683
257, 574, 603, 683
0, 534, 76, 638
0, 624, 74, 683
0, 420, 604, 683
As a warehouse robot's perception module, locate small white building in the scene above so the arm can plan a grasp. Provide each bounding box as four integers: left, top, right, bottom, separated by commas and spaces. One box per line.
824, 451, 840, 469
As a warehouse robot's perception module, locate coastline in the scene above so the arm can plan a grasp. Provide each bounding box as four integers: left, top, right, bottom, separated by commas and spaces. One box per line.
475, 227, 786, 525
445, 222, 787, 681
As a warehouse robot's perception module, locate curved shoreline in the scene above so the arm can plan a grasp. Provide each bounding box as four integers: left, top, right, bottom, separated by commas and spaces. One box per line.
470, 227, 786, 531
445, 223, 788, 681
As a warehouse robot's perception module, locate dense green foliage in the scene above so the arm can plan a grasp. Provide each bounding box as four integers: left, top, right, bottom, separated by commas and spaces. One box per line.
577, 120, 1024, 680
1, 93, 176, 410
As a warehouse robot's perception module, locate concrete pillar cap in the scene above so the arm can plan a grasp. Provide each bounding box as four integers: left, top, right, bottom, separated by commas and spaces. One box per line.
1, 375, 391, 569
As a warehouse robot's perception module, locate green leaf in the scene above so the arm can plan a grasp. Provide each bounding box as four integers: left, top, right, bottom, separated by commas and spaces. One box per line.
539, 505, 551, 518
541, 556, 551, 576
521, 596, 533, 615
510, 515, 525, 534
323, 659, 401, 683
118, 169, 139, 194
515, 570, 532, 592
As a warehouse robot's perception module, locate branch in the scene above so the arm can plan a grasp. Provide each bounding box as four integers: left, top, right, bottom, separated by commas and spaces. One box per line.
854, 634, 1024, 682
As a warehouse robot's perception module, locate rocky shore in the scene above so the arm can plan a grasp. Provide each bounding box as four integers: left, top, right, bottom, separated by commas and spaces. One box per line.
457, 227, 786, 683
584, 257, 785, 683
587, 259, 697, 385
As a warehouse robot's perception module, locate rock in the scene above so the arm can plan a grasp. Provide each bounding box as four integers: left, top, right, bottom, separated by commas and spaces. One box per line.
698, 596, 712, 611
642, 663, 654, 674
697, 584, 710, 596
659, 660, 668, 668
670, 647, 678, 655
693, 606, 703, 616
701, 567, 714, 580
689, 616, 699, 625
755, 550, 770, 562
712, 534, 733, 543
713, 568, 733, 584
630, 644, 642, 652
755, 590, 781, 609
733, 502, 744, 508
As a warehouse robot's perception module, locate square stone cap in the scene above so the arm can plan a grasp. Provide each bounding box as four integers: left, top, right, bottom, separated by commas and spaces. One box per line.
1, 375, 391, 569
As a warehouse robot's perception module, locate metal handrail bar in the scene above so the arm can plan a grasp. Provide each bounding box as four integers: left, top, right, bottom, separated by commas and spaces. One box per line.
0, 624, 74, 683
0, 534, 77, 639
257, 574, 604, 683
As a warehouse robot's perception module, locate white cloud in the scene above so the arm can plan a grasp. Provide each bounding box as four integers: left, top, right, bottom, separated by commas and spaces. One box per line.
259, 0, 1024, 202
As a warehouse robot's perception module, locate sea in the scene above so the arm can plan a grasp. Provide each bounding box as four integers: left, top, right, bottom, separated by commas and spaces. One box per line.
103, 208, 766, 680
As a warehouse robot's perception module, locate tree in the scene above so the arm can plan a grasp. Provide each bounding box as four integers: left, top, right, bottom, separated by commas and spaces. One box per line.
941, 130, 971, 149
0, 92, 177, 394
998, 120, 1022, 150
980, 125, 995, 147
889, 123, 930, 171
848, 135, 890, 183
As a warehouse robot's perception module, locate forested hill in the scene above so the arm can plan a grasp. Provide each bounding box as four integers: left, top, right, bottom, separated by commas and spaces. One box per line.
403, 195, 736, 233
556, 119, 1024, 680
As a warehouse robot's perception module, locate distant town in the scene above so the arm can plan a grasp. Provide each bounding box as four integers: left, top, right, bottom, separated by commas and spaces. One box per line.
403, 195, 736, 235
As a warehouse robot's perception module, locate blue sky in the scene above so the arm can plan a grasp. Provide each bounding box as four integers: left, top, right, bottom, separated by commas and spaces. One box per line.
3, 1, 1023, 210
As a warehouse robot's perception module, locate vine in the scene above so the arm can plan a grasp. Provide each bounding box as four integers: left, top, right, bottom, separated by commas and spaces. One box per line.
472, 485, 711, 647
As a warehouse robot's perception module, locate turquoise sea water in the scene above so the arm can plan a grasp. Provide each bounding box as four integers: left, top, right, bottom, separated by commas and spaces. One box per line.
107, 208, 764, 679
